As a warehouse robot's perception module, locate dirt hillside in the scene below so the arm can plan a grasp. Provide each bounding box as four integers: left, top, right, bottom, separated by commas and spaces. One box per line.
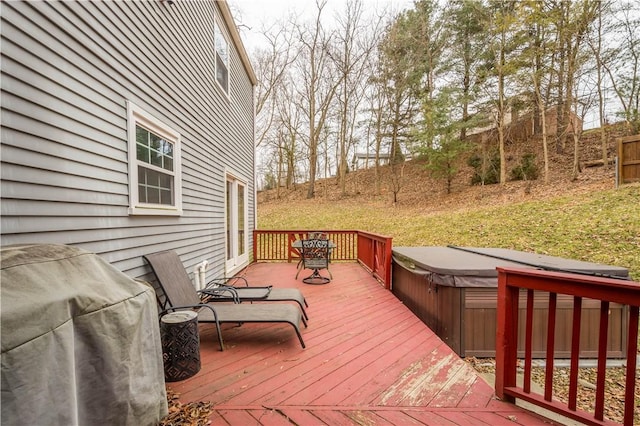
259, 124, 630, 212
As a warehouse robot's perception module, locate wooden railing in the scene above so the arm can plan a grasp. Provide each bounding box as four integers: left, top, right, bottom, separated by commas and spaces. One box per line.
252, 230, 392, 288
495, 267, 640, 426
356, 230, 393, 290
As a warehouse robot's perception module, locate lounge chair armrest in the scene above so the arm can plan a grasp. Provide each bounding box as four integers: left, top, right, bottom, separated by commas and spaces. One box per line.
198, 286, 240, 303
207, 276, 249, 287
245, 285, 273, 291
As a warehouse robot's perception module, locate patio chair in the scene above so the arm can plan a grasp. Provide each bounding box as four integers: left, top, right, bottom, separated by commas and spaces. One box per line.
294, 232, 333, 278
144, 252, 306, 350
145, 251, 308, 320
296, 239, 332, 284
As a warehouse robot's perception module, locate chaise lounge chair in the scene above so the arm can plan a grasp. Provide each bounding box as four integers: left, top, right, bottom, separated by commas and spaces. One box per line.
145, 250, 309, 320
144, 252, 306, 350
206, 275, 310, 320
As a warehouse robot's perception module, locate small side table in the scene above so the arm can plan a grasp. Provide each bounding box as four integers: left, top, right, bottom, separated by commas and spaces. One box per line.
160, 311, 201, 382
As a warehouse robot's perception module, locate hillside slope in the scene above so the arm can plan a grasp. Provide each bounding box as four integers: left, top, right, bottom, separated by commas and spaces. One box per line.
257, 125, 639, 280
258, 125, 627, 211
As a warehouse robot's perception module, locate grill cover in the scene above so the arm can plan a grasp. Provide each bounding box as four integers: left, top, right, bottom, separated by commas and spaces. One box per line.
1, 244, 167, 426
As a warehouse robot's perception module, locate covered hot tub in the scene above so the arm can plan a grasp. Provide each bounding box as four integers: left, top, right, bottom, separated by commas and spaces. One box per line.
392, 246, 630, 358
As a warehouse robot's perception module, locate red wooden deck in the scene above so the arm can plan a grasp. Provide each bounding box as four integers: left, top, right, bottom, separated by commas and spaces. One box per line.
168, 262, 556, 425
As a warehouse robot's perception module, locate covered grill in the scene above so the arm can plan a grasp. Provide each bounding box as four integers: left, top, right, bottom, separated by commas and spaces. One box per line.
1, 244, 167, 425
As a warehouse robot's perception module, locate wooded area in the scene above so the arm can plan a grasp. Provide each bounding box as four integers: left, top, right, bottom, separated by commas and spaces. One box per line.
245, 0, 639, 198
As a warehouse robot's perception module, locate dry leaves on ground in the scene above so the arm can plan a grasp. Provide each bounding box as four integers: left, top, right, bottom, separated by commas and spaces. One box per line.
465, 357, 640, 424
159, 388, 212, 426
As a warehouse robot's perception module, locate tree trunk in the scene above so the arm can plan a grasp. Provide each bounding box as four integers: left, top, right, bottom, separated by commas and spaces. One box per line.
498, 33, 506, 186
594, 4, 608, 167
571, 131, 580, 180
339, 87, 348, 195
307, 124, 317, 199
276, 144, 283, 199
555, 0, 568, 154
541, 104, 549, 184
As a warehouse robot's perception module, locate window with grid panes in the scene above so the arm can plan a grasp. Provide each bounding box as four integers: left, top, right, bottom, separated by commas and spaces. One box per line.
127, 102, 182, 215
214, 21, 229, 94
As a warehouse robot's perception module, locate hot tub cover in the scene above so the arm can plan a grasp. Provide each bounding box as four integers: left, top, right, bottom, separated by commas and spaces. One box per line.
393, 246, 629, 287
1, 244, 168, 425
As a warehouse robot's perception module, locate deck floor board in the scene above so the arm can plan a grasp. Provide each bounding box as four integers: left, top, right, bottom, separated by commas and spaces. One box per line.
167, 262, 555, 425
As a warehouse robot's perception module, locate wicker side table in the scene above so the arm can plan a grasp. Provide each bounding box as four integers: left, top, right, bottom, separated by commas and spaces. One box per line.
160, 311, 201, 382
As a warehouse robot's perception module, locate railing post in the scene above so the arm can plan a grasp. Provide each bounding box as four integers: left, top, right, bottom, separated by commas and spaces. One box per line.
382, 235, 392, 290
252, 230, 258, 262
624, 306, 639, 425
495, 269, 518, 403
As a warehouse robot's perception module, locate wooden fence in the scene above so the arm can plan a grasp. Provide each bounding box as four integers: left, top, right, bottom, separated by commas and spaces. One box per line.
618, 134, 640, 185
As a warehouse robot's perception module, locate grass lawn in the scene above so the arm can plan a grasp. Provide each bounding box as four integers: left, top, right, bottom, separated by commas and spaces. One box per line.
258, 183, 640, 280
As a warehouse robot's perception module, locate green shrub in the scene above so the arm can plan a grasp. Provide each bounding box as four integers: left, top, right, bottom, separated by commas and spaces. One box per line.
511, 153, 539, 181
468, 151, 500, 185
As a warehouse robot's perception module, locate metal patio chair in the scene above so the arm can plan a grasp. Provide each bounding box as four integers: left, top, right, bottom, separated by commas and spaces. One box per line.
296, 238, 332, 284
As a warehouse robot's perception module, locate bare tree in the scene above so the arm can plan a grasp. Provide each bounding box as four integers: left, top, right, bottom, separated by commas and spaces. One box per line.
274, 80, 303, 191
520, 0, 556, 183
571, 73, 596, 180
563, 1, 598, 153
601, 1, 640, 134
374, 11, 422, 203
291, 0, 342, 199
363, 69, 387, 195
332, 0, 383, 195
254, 29, 298, 148
485, 1, 521, 185
586, 1, 612, 167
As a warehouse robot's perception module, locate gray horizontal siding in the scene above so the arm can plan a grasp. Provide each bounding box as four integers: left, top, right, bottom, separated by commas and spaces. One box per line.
1, 0, 255, 279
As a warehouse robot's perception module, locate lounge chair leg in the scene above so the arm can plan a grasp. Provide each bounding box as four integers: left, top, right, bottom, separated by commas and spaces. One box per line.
296, 301, 309, 321
292, 325, 306, 349
214, 321, 224, 351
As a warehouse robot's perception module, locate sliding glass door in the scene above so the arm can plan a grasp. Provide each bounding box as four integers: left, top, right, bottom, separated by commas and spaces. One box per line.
225, 173, 248, 273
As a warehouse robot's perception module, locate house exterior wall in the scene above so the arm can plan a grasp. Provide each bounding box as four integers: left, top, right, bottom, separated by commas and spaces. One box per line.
1, 1, 256, 281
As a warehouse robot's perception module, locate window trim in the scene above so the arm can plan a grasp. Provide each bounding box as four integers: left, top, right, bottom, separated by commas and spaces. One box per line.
214, 19, 230, 96
127, 101, 183, 216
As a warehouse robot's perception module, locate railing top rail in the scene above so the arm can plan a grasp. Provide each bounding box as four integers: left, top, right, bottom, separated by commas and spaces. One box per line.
255, 230, 359, 234
498, 267, 640, 306
355, 230, 393, 241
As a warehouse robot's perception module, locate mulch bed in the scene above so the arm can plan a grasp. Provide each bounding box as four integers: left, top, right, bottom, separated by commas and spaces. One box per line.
465, 357, 640, 424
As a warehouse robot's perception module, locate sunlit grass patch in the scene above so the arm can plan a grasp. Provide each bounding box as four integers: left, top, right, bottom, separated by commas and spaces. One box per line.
258, 184, 640, 280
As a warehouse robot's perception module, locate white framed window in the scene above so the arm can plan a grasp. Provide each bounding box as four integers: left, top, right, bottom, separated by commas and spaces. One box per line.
127, 101, 182, 216
214, 20, 229, 94
225, 170, 248, 273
